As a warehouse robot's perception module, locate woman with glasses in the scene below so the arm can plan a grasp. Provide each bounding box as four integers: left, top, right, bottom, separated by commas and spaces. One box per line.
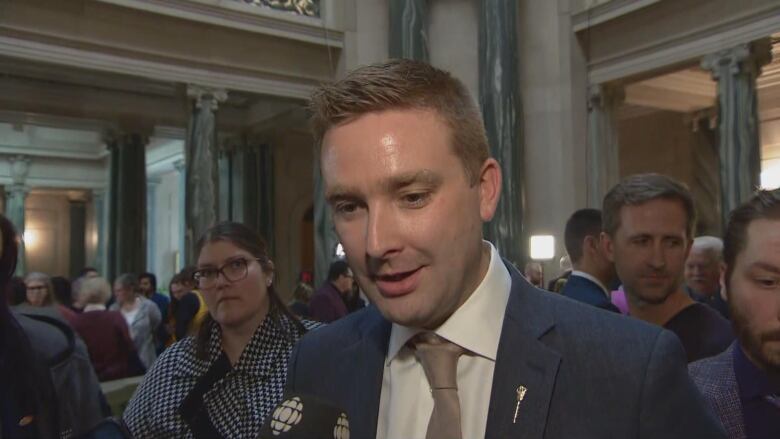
123, 222, 319, 439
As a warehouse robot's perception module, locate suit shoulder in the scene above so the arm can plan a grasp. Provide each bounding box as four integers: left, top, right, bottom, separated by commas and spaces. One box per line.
689, 345, 734, 387
296, 306, 385, 352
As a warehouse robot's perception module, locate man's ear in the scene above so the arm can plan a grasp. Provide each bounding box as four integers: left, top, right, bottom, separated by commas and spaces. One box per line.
478, 158, 502, 222
601, 232, 615, 263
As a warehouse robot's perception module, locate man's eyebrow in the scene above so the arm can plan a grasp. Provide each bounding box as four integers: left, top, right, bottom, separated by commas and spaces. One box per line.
380, 170, 442, 192
325, 170, 442, 203
748, 261, 780, 275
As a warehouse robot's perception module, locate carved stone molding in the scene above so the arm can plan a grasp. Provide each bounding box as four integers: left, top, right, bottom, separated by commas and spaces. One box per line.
187, 85, 229, 111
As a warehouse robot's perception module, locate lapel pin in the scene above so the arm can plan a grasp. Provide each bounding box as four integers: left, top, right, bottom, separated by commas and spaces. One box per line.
513, 385, 528, 424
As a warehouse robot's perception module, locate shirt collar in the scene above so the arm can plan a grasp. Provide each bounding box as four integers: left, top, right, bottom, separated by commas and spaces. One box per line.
570, 270, 610, 298
734, 341, 780, 399
386, 241, 512, 365
83, 304, 107, 312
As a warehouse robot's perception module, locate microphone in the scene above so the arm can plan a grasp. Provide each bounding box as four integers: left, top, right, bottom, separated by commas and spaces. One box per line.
258, 394, 350, 439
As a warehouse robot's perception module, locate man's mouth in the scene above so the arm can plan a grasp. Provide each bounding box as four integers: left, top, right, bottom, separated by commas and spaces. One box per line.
373, 268, 423, 298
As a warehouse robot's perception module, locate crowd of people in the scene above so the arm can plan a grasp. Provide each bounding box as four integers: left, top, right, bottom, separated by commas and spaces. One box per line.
1, 59, 777, 438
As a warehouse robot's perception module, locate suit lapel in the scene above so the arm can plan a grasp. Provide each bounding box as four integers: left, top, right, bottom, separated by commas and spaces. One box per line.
337, 309, 390, 439
485, 264, 561, 439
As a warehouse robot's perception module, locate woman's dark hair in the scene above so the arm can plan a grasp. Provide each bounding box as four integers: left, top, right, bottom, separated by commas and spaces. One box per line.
193, 221, 306, 360
51, 276, 73, 307
0, 215, 42, 421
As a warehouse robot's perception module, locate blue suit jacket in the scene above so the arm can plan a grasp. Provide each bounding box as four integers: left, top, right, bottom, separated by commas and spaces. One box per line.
689, 343, 745, 439
287, 262, 726, 438
560, 273, 620, 313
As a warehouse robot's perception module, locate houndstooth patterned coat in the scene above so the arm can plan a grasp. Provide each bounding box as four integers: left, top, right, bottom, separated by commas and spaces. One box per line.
123, 313, 319, 438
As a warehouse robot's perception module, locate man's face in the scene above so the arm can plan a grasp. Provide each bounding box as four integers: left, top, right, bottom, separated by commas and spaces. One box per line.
335, 270, 354, 296
139, 277, 153, 296
25, 280, 48, 307
170, 282, 186, 300
726, 219, 780, 376
321, 108, 500, 329
685, 247, 722, 297
525, 265, 542, 287
604, 198, 691, 306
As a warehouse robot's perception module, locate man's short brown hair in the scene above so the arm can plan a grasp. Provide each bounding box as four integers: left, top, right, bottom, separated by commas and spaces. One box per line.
723, 188, 780, 283
309, 59, 490, 185
602, 173, 696, 238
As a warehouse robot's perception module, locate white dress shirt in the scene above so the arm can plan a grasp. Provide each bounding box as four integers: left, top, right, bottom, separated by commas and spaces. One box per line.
376, 242, 512, 439
570, 270, 610, 298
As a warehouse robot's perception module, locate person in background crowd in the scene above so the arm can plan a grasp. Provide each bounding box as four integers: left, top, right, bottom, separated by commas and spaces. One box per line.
344, 281, 367, 313
288, 282, 313, 318
22, 272, 78, 325
71, 276, 141, 381
561, 208, 620, 312
71, 267, 100, 311
602, 173, 733, 362
0, 215, 60, 438
167, 270, 209, 345
690, 189, 780, 439
110, 273, 161, 371
124, 222, 319, 438
309, 260, 353, 322
685, 236, 730, 319
51, 276, 76, 311
547, 255, 572, 293
524, 261, 544, 288
139, 272, 170, 354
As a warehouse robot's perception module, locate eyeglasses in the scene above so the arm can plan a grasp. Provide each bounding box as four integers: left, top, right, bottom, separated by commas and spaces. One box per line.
192, 257, 262, 289
26, 286, 48, 292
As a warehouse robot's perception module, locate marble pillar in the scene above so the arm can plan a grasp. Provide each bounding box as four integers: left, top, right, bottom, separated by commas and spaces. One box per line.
587, 84, 624, 209
173, 160, 186, 271
5, 155, 30, 276
184, 85, 227, 265
702, 40, 772, 230
389, 0, 428, 61
313, 158, 338, 287
479, 0, 524, 265
69, 196, 87, 278
106, 133, 148, 279
146, 178, 160, 273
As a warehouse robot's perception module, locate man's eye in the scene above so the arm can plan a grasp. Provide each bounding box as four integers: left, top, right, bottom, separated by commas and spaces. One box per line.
755, 278, 779, 288
401, 192, 430, 207
335, 202, 359, 215
229, 259, 245, 269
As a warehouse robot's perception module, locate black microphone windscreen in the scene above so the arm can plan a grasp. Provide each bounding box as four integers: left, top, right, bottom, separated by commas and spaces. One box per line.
258, 394, 350, 439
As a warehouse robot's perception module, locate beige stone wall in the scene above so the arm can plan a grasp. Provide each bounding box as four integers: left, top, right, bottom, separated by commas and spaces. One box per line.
25, 191, 72, 276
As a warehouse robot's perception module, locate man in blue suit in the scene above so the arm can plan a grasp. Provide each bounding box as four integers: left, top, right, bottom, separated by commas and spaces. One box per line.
690, 189, 780, 439
286, 59, 724, 438
560, 208, 619, 312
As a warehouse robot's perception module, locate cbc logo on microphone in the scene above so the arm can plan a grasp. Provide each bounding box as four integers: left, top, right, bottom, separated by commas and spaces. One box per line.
269, 397, 303, 435
334, 413, 349, 439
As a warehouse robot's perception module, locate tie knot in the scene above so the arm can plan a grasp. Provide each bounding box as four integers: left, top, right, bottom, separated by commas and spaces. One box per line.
411, 333, 465, 390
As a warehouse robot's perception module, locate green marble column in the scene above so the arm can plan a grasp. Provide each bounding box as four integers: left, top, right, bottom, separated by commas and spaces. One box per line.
313, 158, 338, 287
146, 178, 160, 272
184, 85, 227, 265
106, 134, 148, 279
587, 84, 623, 208
479, 0, 524, 265
389, 0, 428, 61
702, 40, 771, 230
5, 156, 30, 276
69, 197, 87, 278
173, 160, 186, 271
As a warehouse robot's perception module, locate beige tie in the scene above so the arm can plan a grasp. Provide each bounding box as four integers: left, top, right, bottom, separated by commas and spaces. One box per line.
411, 333, 466, 439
